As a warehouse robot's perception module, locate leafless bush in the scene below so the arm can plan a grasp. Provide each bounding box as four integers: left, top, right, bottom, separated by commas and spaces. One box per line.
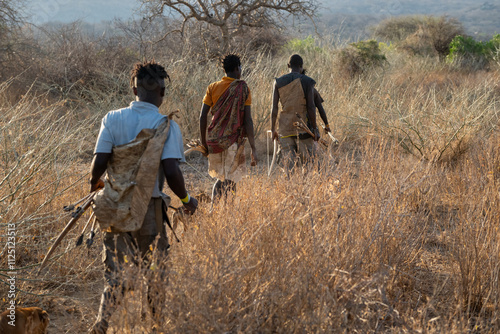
0, 0, 24, 72
398, 26, 439, 57
233, 26, 287, 55
334, 39, 388, 78
0, 21, 138, 104
374, 15, 465, 57
373, 15, 425, 42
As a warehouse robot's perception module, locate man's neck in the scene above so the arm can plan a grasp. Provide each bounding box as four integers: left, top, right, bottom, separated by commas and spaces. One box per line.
226, 72, 239, 79
290, 68, 302, 74
136, 96, 161, 108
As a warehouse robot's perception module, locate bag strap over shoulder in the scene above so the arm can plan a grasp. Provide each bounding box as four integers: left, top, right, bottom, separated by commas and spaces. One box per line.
128, 117, 171, 225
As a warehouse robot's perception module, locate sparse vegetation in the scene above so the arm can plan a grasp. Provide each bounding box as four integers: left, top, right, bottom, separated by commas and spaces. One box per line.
447, 34, 500, 70
374, 16, 465, 57
284, 36, 323, 55
0, 14, 500, 334
335, 39, 387, 77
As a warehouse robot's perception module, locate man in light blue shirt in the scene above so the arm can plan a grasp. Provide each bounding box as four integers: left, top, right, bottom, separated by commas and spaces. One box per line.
89, 61, 198, 334
94, 100, 186, 198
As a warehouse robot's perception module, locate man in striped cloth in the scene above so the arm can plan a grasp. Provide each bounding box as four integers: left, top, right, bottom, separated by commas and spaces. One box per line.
200, 54, 258, 203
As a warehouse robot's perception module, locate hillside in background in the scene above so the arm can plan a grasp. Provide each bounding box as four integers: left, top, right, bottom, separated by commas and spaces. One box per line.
319, 0, 499, 40
27, 0, 500, 41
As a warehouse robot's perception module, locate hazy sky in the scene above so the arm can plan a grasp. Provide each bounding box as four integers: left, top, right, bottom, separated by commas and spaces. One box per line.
28, 0, 140, 24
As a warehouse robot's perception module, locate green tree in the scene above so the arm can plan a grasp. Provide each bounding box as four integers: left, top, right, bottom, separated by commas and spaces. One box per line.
447, 34, 500, 69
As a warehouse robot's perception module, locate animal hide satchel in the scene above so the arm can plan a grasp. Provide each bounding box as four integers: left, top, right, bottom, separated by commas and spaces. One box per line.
92, 118, 170, 232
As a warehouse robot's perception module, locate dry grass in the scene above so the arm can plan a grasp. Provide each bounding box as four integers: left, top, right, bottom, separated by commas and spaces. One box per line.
0, 45, 499, 333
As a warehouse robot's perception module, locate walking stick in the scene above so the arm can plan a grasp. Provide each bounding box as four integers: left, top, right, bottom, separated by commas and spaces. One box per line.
37, 194, 94, 275
268, 136, 278, 177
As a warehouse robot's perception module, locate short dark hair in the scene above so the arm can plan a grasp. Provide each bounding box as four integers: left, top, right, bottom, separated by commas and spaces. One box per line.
288, 54, 303, 68
221, 54, 241, 73
130, 60, 169, 91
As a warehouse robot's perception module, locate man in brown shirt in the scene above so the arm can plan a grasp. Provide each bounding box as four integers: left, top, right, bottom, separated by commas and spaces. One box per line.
270, 54, 320, 172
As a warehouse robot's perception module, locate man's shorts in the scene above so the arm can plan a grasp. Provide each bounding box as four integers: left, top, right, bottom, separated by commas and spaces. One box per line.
278, 136, 315, 165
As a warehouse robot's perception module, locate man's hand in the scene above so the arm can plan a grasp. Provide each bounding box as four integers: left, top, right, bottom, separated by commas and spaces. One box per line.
272, 131, 279, 141
251, 150, 258, 166
313, 128, 321, 142
183, 196, 198, 215
324, 124, 331, 133
200, 138, 209, 156
90, 178, 105, 193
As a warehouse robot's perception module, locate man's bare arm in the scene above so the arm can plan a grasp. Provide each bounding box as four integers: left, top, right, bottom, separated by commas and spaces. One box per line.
270, 82, 280, 140
200, 103, 211, 152
162, 158, 188, 199
162, 158, 198, 213
243, 105, 258, 165
305, 85, 319, 141
314, 89, 329, 128
90, 153, 111, 192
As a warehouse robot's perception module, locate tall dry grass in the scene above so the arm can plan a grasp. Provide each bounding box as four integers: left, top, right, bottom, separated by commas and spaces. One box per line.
0, 44, 499, 333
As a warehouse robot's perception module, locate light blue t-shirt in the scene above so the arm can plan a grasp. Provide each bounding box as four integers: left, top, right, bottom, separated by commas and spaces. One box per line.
94, 100, 185, 162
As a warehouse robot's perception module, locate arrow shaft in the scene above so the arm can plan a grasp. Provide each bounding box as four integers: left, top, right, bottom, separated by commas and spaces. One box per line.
38, 195, 94, 275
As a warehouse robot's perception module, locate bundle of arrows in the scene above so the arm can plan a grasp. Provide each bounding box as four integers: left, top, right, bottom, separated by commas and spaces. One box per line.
38, 191, 97, 275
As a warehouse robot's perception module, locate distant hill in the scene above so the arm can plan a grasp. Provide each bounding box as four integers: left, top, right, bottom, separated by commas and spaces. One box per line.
27, 0, 499, 40
319, 0, 499, 40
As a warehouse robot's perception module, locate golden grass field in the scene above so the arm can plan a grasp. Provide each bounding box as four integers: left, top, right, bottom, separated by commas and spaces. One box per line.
1, 47, 499, 333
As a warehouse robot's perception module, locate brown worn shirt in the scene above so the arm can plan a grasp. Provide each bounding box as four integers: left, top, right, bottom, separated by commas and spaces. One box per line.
275, 72, 316, 137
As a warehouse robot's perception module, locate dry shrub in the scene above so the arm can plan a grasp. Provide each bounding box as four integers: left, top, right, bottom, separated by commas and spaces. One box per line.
233, 26, 287, 55
425, 16, 465, 57
398, 26, 439, 57
31, 23, 136, 99
0, 82, 103, 328
0, 22, 138, 104
373, 16, 426, 42
327, 57, 499, 164
445, 134, 500, 324
334, 40, 387, 78
374, 15, 465, 58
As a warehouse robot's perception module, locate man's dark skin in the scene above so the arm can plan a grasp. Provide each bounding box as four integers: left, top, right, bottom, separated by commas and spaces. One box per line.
90, 78, 198, 214
199, 64, 257, 200
270, 62, 320, 141
313, 89, 331, 133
